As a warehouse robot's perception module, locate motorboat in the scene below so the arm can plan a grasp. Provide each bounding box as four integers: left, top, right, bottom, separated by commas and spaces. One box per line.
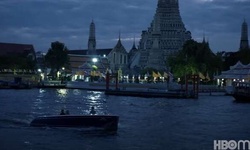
30, 114, 119, 131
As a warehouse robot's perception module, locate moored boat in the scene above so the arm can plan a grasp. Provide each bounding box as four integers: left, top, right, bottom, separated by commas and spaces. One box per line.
66, 80, 170, 91
232, 93, 250, 102
232, 82, 250, 102
30, 115, 119, 131
37, 80, 66, 88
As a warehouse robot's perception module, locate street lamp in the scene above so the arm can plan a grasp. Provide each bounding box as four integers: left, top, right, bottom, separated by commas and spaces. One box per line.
61, 67, 65, 82
92, 58, 98, 63
37, 68, 44, 82
91, 58, 98, 82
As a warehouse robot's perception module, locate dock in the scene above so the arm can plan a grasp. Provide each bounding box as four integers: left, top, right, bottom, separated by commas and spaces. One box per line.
104, 89, 194, 98
104, 73, 199, 99
37, 80, 66, 88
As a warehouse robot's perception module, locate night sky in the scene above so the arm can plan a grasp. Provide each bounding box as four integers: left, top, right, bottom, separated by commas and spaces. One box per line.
0, 0, 250, 53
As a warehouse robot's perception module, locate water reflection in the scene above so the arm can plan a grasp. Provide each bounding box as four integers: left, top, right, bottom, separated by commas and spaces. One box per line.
86, 91, 101, 103
32, 90, 46, 115
84, 91, 107, 115
32, 89, 108, 116
73, 89, 82, 96
56, 89, 68, 99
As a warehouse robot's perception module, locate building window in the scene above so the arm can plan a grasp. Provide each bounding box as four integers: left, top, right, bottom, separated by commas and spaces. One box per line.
120, 54, 123, 64
113, 53, 116, 64
124, 55, 127, 64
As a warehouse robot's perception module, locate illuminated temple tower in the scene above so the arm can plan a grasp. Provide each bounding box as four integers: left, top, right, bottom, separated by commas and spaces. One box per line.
240, 19, 249, 50
138, 0, 191, 70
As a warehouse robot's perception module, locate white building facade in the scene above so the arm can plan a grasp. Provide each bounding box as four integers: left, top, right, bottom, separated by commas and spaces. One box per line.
108, 36, 129, 73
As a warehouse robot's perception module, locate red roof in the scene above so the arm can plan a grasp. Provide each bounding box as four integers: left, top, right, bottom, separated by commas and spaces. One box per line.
0, 42, 35, 56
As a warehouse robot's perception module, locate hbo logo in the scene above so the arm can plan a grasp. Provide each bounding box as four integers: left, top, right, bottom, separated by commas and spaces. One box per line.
214, 140, 250, 150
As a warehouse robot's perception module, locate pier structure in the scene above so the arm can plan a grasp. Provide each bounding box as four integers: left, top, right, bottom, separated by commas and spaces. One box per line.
185, 74, 199, 99
105, 73, 198, 99
105, 72, 118, 90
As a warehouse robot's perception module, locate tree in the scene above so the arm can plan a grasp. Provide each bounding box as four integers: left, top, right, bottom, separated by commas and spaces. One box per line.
45, 41, 69, 79
0, 54, 36, 71
168, 39, 223, 82
238, 49, 250, 65
168, 51, 198, 81
221, 49, 250, 70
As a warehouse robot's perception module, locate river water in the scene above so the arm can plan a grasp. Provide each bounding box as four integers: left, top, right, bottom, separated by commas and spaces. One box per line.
0, 88, 249, 150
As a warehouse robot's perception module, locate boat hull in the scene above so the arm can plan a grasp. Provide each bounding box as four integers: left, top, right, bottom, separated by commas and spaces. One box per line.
231, 82, 250, 102
232, 93, 250, 102
30, 115, 119, 131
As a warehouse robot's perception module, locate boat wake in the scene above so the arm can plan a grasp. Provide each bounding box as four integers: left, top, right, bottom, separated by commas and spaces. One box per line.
48, 127, 118, 136
0, 118, 30, 128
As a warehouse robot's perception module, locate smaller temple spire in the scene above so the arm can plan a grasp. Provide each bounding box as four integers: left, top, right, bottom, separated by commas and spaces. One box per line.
202, 32, 206, 44
115, 31, 123, 48
89, 20, 95, 39
118, 30, 121, 41
206, 36, 210, 46
87, 20, 96, 55
240, 19, 249, 50
132, 35, 136, 49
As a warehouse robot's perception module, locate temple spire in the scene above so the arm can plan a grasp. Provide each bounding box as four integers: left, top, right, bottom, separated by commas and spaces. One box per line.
119, 30, 121, 41
157, 0, 179, 10
87, 20, 96, 55
202, 32, 206, 43
115, 31, 123, 48
132, 35, 136, 49
240, 19, 249, 50
137, 0, 191, 71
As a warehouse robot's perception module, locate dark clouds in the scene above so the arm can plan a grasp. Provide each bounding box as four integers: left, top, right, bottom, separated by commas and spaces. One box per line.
0, 0, 249, 52
180, 0, 250, 52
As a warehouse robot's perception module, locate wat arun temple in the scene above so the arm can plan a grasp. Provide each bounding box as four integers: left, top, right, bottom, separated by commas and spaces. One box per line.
68, 0, 192, 73
137, 0, 192, 70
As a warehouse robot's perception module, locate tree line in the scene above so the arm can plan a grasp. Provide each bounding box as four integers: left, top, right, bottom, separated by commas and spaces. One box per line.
1, 40, 249, 83
168, 39, 250, 83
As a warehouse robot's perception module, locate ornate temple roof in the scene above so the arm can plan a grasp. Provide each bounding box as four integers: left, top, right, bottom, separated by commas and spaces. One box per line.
0, 42, 35, 56
111, 35, 127, 54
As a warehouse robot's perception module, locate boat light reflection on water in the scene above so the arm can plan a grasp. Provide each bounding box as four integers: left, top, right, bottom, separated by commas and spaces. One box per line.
34, 89, 107, 115
85, 91, 107, 115
86, 91, 102, 102
39, 89, 46, 94
56, 89, 68, 98
72, 89, 82, 95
